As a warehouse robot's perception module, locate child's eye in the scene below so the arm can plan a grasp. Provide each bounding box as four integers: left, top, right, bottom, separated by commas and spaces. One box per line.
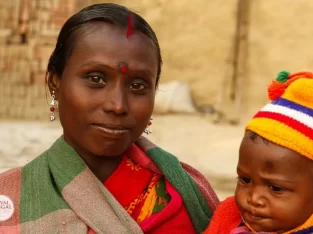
238, 176, 251, 185
269, 185, 284, 192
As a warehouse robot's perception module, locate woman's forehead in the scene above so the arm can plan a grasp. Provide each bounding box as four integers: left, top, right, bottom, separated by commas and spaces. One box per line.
67, 22, 158, 74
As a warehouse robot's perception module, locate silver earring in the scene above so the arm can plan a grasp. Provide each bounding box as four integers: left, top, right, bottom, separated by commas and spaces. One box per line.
50, 91, 56, 121
144, 117, 153, 135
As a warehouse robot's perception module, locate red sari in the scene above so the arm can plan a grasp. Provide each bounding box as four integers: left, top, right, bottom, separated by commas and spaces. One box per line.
89, 144, 197, 233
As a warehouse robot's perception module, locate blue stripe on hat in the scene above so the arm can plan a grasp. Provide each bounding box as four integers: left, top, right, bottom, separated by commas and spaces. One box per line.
272, 97, 313, 117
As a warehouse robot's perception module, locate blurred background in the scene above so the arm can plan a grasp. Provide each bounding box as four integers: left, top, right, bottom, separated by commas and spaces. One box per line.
1, 0, 313, 200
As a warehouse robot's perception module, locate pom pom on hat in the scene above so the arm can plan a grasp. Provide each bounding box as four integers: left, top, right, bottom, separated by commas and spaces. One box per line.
276, 70, 290, 83
246, 69, 313, 161
268, 70, 313, 100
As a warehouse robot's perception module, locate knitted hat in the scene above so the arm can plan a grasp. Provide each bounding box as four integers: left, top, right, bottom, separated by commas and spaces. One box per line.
246, 70, 313, 160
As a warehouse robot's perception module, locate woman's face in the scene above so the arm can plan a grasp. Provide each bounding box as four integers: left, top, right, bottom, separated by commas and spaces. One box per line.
51, 22, 158, 158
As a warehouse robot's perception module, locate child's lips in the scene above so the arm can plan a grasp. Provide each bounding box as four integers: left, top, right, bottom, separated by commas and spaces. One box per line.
251, 214, 264, 220
243, 211, 274, 233
245, 211, 270, 222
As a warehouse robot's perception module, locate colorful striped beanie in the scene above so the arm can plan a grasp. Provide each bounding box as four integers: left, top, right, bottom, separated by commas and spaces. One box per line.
246, 70, 313, 160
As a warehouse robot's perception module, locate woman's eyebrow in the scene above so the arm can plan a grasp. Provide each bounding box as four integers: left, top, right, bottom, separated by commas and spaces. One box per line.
80, 60, 153, 77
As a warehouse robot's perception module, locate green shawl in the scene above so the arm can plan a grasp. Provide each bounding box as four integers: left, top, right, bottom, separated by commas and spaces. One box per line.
0, 136, 219, 233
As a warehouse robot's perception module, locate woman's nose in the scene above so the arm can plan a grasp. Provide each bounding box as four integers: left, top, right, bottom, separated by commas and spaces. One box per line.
102, 83, 128, 115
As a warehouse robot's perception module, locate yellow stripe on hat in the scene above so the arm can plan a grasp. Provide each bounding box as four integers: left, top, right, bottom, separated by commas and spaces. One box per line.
282, 78, 313, 110
246, 117, 313, 160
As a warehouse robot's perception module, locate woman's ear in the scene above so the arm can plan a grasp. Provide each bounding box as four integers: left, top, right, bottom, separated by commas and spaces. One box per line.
47, 72, 61, 99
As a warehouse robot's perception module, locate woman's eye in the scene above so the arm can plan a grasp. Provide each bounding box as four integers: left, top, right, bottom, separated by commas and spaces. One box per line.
238, 176, 251, 185
269, 185, 284, 192
86, 75, 106, 85
130, 83, 146, 91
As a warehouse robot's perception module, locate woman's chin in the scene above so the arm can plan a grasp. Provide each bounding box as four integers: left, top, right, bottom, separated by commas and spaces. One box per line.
89, 143, 129, 158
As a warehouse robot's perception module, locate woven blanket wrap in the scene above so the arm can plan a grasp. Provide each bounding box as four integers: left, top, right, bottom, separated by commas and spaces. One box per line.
0, 136, 219, 234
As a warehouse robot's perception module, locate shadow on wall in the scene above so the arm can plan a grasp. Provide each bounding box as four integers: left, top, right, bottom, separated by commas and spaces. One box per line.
154, 80, 242, 126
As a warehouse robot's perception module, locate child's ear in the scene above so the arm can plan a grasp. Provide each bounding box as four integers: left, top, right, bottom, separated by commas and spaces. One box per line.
47, 72, 61, 99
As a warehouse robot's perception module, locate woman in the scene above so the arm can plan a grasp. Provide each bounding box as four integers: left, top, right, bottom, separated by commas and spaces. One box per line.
0, 3, 219, 234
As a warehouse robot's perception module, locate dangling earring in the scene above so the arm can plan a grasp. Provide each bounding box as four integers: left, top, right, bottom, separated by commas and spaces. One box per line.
144, 117, 153, 135
50, 91, 56, 121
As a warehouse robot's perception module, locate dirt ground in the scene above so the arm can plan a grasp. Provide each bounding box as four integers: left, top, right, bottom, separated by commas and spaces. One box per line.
0, 114, 245, 200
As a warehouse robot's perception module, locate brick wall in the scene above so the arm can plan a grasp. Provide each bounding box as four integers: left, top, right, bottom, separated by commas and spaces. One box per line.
3, 1, 313, 121
0, 0, 91, 120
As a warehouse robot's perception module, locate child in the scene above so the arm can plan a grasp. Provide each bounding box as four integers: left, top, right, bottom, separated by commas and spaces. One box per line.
204, 70, 313, 234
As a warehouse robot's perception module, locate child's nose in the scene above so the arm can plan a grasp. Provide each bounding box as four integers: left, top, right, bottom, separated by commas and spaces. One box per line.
247, 186, 265, 207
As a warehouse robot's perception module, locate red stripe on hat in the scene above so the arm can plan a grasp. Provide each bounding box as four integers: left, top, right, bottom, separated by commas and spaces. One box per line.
254, 111, 313, 140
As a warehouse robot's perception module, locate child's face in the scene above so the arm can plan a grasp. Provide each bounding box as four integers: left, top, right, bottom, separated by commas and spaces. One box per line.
235, 132, 313, 233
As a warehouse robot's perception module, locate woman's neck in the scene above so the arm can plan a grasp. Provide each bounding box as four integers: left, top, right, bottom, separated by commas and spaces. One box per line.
83, 154, 123, 182
62, 135, 124, 182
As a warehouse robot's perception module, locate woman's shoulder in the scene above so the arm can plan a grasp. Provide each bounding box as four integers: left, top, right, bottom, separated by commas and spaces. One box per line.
0, 151, 51, 209
0, 151, 49, 189
0, 167, 22, 181
0, 167, 23, 197
180, 162, 220, 211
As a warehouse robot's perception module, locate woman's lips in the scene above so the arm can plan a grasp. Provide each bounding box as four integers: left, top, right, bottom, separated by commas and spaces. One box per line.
90, 124, 130, 137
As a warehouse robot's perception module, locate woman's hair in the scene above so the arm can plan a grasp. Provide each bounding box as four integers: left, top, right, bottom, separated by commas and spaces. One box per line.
46, 3, 162, 85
